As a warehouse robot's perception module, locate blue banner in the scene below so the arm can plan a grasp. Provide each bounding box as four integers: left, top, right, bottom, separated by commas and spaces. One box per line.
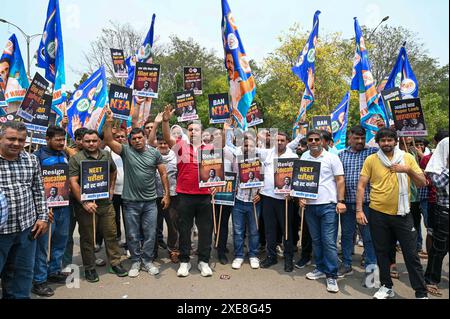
66, 66, 108, 139
0, 34, 30, 108
221, 0, 256, 130
350, 17, 387, 146
37, 0, 66, 119
291, 10, 320, 136
331, 91, 350, 151
384, 45, 418, 99
125, 14, 156, 88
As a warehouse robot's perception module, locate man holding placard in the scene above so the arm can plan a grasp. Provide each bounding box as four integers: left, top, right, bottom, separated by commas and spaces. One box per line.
69, 130, 127, 283
299, 129, 346, 293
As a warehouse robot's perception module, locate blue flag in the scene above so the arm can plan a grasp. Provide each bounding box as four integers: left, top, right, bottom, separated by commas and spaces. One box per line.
37, 0, 66, 119
331, 92, 350, 151
125, 14, 156, 88
350, 17, 387, 146
0, 34, 30, 110
385, 45, 418, 99
221, 0, 256, 130
66, 66, 108, 139
291, 10, 320, 136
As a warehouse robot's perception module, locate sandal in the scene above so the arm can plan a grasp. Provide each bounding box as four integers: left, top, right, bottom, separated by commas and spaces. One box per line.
418, 251, 428, 259
426, 284, 443, 297
390, 265, 400, 279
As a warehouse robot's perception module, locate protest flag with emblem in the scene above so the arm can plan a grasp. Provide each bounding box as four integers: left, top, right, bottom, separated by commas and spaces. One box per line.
0, 34, 29, 110
350, 17, 387, 146
291, 10, 320, 137
384, 45, 418, 99
37, 0, 66, 120
221, 0, 256, 130
66, 66, 108, 139
330, 91, 350, 151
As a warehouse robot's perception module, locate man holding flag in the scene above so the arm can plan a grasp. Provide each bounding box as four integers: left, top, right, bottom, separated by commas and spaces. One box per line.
37, 0, 66, 122
221, 0, 256, 130
350, 17, 388, 146
291, 10, 320, 137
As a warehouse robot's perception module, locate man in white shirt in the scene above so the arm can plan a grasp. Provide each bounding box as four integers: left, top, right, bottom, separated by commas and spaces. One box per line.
299, 129, 346, 293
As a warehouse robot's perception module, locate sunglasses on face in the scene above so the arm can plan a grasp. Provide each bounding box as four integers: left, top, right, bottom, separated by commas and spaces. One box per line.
308, 138, 321, 142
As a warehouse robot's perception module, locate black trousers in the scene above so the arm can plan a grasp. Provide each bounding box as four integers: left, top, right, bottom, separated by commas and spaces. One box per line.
214, 204, 232, 255
262, 195, 294, 260
369, 208, 427, 297
177, 194, 213, 263
155, 196, 179, 251
425, 205, 449, 285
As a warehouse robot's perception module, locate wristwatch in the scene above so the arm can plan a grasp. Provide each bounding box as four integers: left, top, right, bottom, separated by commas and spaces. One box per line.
338, 200, 346, 204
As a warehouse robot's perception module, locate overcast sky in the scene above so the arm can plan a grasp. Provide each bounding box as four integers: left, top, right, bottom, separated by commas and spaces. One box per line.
1, 0, 448, 88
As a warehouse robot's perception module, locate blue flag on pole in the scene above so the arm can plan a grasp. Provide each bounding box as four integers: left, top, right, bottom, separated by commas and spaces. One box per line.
66, 66, 108, 139
331, 91, 350, 151
37, 0, 66, 119
350, 17, 387, 146
125, 14, 156, 88
0, 34, 29, 109
291, 10, 320, 137
221, 0, 256, 130
384, 45, 418, 98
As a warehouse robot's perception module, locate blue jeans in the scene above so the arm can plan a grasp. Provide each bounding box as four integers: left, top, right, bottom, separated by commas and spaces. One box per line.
232, 199, 261, 258
0, 227, 37, 299
34, 206, 71, 284
123, 200, 157, 264
305, 203, 339, 278
341, 204, 377, 269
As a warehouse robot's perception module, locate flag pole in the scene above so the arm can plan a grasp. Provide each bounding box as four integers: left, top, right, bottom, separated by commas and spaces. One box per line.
299, 206, 305, 249
212, 195, 217, 235
253, 202, 259, 231
285, 198, 289, 241
47, 208, 53, 262
215, 205, 223, 248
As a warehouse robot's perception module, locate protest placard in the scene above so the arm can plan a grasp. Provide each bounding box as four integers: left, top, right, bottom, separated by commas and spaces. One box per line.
133, 62, 160, 98
311, 115, 332, 133
238, 158, 264, 189
274, 158, 295, 194
198, 149, 226, 188
291, 160, 321, 199
24, 94, 55, 145
381, 87, 401, 123
246, 103, 263, 127
213, 172, 237, 206
16, 73, 49, 123
390, 98, 427, 137
110, 48, 127, 78
81, 161, 110, 201
109, 84, 133, 121
174, 90, 198, 122
42, 164, 69, 207
184, 67, 202, 95
208, 93, 230, 124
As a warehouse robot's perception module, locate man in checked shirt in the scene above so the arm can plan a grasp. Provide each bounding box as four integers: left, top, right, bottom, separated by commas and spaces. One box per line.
0, 121, 49, 299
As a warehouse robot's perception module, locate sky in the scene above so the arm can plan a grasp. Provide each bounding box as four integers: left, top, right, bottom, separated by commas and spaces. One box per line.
1, 0, 448, 89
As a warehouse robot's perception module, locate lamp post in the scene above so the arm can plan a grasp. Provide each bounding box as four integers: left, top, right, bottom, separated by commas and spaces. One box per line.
367, 16, 389, 41
0, 18, 42, 78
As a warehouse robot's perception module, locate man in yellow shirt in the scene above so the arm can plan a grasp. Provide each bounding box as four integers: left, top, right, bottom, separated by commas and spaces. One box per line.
356, 128, 428, 299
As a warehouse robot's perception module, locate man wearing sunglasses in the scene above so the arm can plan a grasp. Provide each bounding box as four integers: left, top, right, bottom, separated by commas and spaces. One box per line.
299, 129, 346, 293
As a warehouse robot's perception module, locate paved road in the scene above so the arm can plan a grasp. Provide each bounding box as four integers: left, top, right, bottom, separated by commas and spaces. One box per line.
32, 228, 448, 300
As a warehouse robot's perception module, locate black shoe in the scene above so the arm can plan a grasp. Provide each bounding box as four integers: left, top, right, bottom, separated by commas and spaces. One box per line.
218, 254, 229, 265
109, 264, 128, 277
32, 282, 54, 297
284, 259, 294, 272
295, 257, 312, 269
85, 269, 99, 283
260, 257, 277, 268
158, 241, 168, 250
47, 272, 68, 284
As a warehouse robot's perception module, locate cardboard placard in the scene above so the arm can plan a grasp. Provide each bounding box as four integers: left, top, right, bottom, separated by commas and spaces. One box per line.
81, 161, 110, 201
110, 48, 127, 78
16, 73, 49, 122
183, 67, 202, 95
208, 93, 230, 124
213, 172, 237, 206
238, 158, 264, 189
109, 84, 133, 121
380, 87, 401, 122
24, 94, 56, 145
390, 98, 427, 137
42, 164, 70, 207
246, 103, 263, 127
198, 149, 226, 188
274, 158, 295, 194
311, 115, 332, 133
133, 62, 160, 98
174, 90, 198, 122
290, 160, 321, 199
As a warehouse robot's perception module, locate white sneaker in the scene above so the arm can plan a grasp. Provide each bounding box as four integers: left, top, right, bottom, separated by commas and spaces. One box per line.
249, 257, 260, 269
373, 285, 395, 299
232, 258, 244, 269
177, 262, 191, 277
128, 262, 141, 278
61, 266, 72, 274
276, 244, 284, 257
143, 262, 159, 275
306, 269, 326, 280
197, 261, 213, 277
326, 278, 339, 293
